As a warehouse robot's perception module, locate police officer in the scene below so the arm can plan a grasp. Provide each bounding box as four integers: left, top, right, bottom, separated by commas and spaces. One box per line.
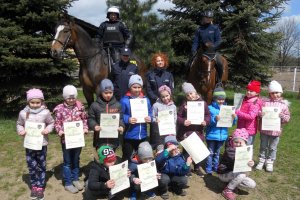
191, 10, 223, 82
110, 47, 138, 100
96, 7, 132, 63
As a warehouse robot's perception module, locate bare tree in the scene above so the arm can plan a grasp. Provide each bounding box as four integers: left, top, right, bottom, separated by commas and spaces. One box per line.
273, 18, 300, 67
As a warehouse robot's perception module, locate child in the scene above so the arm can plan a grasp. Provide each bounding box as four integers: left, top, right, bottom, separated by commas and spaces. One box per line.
88, 79, 125, 149
17, 88, 54, 200
218, 128, 256, 200
53, 85, 88, 193
236, 80, 262, 145
152, 85, 177, 151
128, 141, 159, 199
177, 82, 210, 177
156, 136, 192, 199
256, 80, 290, 172
86, 145, 130, 200
120, 74, 152, 160
206, 87, 237, 174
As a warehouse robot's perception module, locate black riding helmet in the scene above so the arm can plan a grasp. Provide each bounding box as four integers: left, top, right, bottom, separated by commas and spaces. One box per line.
202, 10, 214, 18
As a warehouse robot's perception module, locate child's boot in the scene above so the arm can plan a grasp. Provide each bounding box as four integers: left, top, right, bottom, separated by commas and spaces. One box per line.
222, 187, 236, 200
266, 159, 274, 172
255, 158, 265, 170
30, 186, 37, 200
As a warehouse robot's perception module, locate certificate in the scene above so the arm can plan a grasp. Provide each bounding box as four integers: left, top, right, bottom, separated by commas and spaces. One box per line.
109, 160, 130, 195
261, 107, 281, 131
130, 98, 148, 123
233, 145, 253, 173
137, 160, 158, 192
187, 101, 204, 125
100, 113, 120, 138
217, 106, 235, 127
64, 121, 85, 149
24, 122, 45, 150
180, 132, 210, 164
158, 109, 176, 136
234, 93, 244, 109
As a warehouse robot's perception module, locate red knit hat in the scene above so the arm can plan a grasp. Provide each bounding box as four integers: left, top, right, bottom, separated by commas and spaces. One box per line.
246, 80, 261, 93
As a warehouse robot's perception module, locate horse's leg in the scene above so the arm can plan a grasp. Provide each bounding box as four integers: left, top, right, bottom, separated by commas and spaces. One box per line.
221, 56, 229, 83
82, 85, 94, 107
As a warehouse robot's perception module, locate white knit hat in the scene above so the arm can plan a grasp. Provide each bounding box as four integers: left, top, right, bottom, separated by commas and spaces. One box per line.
268, 80, 283, 93
182, 82, 196, 94
63, 85, 78, 99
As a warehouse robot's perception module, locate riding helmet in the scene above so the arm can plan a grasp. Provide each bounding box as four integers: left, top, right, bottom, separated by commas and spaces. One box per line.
202, 10, 214, 18
107, 7, 120, 18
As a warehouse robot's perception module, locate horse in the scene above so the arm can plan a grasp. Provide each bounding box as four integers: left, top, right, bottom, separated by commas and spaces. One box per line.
187, 51, 228, 104
50, 19, 147, 106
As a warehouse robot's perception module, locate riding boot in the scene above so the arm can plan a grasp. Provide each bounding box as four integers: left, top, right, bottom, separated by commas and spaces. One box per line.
215, 53, 223, 82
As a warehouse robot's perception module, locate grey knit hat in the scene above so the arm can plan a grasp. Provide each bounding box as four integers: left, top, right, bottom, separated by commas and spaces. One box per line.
63, 85, 78, 99
164, 135, 179, 146
138, 141, 153, 160
128, 74, 143, 88
100, 79, 114, 92
182, 82, 196, 94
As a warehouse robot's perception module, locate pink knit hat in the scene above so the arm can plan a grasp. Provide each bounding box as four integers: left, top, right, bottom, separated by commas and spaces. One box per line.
232, 128, 249, 142
26, 88, 44, 102
158, 85, 172, 95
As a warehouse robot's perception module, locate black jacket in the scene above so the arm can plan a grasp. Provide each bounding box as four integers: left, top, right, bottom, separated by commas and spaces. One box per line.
88, 96, 124, 148
111, 60, 138, 100
88, 161, 110, 192
217, 137, 236, 174
145, 68, 174, 105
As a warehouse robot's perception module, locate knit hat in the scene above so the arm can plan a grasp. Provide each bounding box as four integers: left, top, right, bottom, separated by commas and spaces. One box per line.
138, 141, 154, 160
182, 82, 196, 94
164, 135, 179, 146
63, 85, 78, 99
26, 88, 44, 102
268, 80, 283, 93
246, 80, 261, 93
100, 79, 114, 92
97, 145, 117, 164
158, 85, 172, 95
128, 74, 143, 88
213, 87, 226, 100
232, 128, 249, 142
120, 47, 131, 56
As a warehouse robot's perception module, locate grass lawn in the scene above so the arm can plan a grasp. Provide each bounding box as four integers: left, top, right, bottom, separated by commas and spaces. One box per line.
0, 90, 299, 200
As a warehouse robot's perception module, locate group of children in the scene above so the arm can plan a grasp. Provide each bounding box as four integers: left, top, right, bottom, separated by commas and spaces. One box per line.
17, 53, 291, 200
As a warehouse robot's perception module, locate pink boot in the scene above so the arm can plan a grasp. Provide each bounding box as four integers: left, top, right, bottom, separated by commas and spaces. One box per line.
222, 187, 237, 200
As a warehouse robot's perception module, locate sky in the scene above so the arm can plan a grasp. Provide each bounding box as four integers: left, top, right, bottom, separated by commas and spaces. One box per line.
68, 0, 300, 27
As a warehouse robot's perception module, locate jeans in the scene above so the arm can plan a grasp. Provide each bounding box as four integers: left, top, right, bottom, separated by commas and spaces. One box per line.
247, 135, 256, 145
62, 143, 82, 186
259, 133, 280, 160
206, 140, 224, 173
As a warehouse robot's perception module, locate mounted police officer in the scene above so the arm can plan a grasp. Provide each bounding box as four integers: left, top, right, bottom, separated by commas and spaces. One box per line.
96, 6, 132, 64
191, 10, 223, 82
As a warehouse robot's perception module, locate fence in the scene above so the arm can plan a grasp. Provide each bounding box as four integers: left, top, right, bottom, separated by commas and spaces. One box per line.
270, 66, 300, 92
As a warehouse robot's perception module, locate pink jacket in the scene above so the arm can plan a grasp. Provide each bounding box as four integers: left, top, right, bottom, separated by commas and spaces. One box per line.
53, 100, 88, 143
236, 96, 262, 136
260, 98, 290, 136
17, 105, 54, 146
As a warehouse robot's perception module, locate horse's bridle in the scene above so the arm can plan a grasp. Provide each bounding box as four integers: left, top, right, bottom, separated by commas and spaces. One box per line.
53, 27, 72, 57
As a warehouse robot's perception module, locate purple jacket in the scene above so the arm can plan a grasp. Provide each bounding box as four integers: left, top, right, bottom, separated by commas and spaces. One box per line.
260, 98, 290, 136
236, 96, 262, 136
177, 98, 210, 141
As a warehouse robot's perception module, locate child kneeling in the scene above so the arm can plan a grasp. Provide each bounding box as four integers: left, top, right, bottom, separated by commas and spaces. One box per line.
217, 129, 256, 200
155, 136, 192, 199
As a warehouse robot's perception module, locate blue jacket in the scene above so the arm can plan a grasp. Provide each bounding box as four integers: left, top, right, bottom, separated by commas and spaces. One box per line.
111, 60, 138, 100
155, 150, 190, 176
120, 93, 152, 140
191, 24, 221, 53
145, 68, 174, 105
206, 101, 237, 141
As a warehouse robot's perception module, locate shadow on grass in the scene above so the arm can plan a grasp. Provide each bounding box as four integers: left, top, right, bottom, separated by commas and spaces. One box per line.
203, 174, 225, 194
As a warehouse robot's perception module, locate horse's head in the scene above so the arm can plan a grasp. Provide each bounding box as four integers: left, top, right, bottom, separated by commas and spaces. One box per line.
50, 20, 74, 59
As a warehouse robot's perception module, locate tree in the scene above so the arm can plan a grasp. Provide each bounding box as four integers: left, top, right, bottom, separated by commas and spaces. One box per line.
106, 0, 174, 66
0, 0, 76, 116
273, 18, 300, 67
161, 0, 287, 85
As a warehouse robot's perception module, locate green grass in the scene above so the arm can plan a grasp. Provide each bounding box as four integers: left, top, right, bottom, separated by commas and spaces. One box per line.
0, 89, 299, 199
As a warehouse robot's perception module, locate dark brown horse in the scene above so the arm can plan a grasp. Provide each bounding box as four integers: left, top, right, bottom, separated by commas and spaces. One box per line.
187, 52, 228, 104
50, 19, 146, 106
